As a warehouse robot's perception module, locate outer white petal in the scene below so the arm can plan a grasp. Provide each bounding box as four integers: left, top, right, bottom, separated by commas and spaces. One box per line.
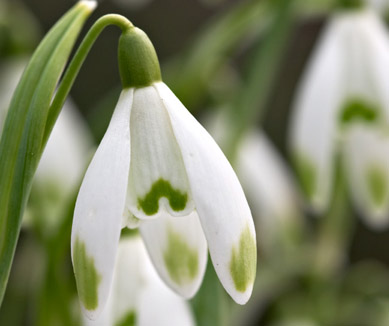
235, 130, 302, 250
156, 82, 256, 304
343, 125, 389, 229
139, 211, 207, 298
341, 12, 377, 102
289, 15, 345, 213
71, 89, 133, 319
126, 86, 195, 220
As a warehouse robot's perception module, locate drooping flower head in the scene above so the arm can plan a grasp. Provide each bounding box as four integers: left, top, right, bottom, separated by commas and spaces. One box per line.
71, 25, 257, 319
290, 3, 389, 228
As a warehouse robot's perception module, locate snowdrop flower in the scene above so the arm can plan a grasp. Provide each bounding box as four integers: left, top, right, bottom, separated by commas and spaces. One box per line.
83, 234, 195, 326
71, 26, 256, 319
290, 4, 389, 228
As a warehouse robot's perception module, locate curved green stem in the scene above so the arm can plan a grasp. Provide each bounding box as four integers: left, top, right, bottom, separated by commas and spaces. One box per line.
43, 14, 133, 147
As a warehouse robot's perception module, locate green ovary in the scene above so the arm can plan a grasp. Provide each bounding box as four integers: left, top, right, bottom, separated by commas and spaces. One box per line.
138, 178, 188, 215
230, 226, 257, 292
339, 99, 377, 126
366, 166, 388, 208
115, 310, 137, 326
73, 237, 101, 310
293, 152, 317, 201
163, 228, 199, 285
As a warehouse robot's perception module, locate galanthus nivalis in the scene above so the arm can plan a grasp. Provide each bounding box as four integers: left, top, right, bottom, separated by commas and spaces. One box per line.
71, 24, 256, 319
290, 4, 389, 228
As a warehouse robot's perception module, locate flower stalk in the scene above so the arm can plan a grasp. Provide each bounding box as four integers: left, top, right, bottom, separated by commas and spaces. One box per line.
44, 14, 133, 146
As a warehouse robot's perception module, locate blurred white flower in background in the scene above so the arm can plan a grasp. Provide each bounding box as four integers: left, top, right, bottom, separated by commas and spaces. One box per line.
367, 0, 389, 12
0, 57, 93, 234
290, 5, 389, 229
83, 234, 195, 326
206, 112, 303, 254
234, 130, 303, 253
0, 58, 28, 132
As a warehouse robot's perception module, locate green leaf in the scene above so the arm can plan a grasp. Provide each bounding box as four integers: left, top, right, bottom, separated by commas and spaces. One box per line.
0, 1, 96, 306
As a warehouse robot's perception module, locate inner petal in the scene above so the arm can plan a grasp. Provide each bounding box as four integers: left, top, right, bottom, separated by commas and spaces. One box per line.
125, 86, 194, 220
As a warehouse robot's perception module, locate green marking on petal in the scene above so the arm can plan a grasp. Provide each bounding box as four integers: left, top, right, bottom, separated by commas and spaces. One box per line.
115, 310, 137, 326
339, 99, 378, 126
73, 237, 101, 310
138, 178, 188, 215
366, 165, 388, 208
230, 226, 256, 293
163, 227, 199, 285
293, 152, 317, 201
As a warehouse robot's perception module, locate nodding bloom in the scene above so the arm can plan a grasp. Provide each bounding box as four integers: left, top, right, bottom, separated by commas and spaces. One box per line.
290, 3, 389, 229
83, 234, 195, 326
71, 25, 256, 319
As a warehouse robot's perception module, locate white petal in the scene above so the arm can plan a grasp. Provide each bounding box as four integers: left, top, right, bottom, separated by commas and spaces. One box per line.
71, 89, 133, 319
343, 125, 389, 229
289, 15, 345, 213
139, 211, 207, 298
341, 13, 375, 101
110, 236, 146, 325
156, 82, 256, 304
235, 130, 302, 249
138, 256, 196, 326
125, 86, 195, 220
